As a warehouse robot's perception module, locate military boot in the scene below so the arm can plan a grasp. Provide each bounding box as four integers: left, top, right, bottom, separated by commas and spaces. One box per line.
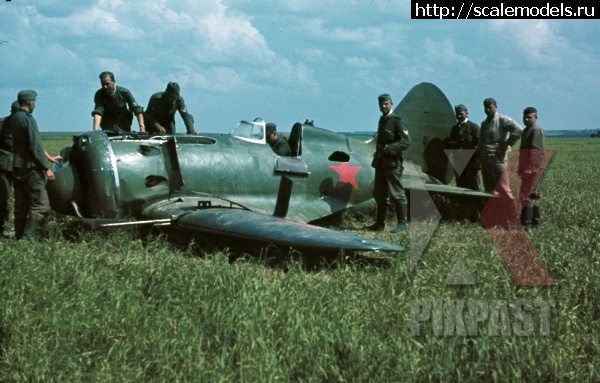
391, 202, 408, 233
22, 217, 42, 240
520, 205, 533, 231
532, 206, 542, 228
14, 216, 27, 240
365, 204, 387, 231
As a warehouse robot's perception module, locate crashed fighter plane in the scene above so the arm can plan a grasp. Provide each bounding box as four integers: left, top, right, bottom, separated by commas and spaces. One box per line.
47, 82, 490, 255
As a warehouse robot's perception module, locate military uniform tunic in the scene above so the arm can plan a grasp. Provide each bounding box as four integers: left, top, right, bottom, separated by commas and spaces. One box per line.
0, 113, 15, 232
144, 92, 196, 134
10, 108, 51, 234
92, 86, 143, 132
518, 122, 546, 207
270, 135, 292, 156
477, 113, 522, 195
371, 113, 411, 204
447, 119, 480, 190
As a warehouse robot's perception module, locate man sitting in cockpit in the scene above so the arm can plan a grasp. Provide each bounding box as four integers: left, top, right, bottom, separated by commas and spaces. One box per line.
266, 122, 291, 156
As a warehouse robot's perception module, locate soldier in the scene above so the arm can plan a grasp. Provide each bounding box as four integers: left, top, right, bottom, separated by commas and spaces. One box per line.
518, 106, 546, 229
266, 123, 291, 156
92, 71, 145, 133
445, 104, 480, 190
365, 93, 411, 233
10, 90, 54, 239
476, 97, 522, 228
144, 82, 198, 134
477, 98, 522, 194
0, 101, 19, 236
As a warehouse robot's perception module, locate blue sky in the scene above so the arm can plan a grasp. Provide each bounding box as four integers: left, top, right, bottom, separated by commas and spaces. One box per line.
1, 1, 598, 134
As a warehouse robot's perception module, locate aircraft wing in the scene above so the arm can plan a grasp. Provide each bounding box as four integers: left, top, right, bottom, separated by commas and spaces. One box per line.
142, 196, 404, 253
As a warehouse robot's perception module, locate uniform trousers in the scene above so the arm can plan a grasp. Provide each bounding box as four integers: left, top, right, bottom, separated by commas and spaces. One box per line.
13, 168, 50, 237
373, 166, 407, 205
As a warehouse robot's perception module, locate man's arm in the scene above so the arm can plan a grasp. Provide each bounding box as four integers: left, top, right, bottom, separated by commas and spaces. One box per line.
44, 151, 62, 180
135, 113, 145, 132
144, 94, 164, 133
468, 122, 480, 149
503, 116, 523, 148
122, 88, 145, 132
91, 91, 103, 130
92, 114, 102, 131
385, 118, 410, 156
26, 120, 51, 172
178, 97, 198, 134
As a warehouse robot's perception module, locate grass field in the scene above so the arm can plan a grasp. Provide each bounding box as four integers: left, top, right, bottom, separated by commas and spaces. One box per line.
0, 137, 598, 382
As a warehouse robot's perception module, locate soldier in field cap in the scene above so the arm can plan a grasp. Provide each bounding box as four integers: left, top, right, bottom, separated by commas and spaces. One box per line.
476, 97, 523, 228
0, 100, 20, 236
144, 82, 198, 134
445, 103, 480, 190
265, 122, 291, 156
10, 90, 55, 239
518, 106, 546, 230
365, 93, 411, 233
92, 71, 145, 133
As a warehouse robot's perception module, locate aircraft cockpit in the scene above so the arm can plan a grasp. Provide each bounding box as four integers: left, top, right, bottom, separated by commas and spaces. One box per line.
230, 118, 266, 144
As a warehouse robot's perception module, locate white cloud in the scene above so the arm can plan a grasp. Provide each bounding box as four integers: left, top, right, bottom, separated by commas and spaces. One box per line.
0, 0, 318, 93
490, 20, 568, 65
1, 2, 598, 133
344, 56, 380, 68
305, 18, 385, 44
423, 38, 477, 74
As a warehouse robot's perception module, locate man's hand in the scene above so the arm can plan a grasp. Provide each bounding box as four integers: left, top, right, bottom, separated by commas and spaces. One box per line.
46, 169, 55, 181
47, 155, 62, 164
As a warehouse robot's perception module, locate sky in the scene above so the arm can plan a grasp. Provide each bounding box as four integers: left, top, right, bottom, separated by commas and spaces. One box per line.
1, 0, 598, 134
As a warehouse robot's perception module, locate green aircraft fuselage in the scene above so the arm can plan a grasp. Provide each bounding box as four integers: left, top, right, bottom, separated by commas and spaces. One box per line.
50, 124, 382, 223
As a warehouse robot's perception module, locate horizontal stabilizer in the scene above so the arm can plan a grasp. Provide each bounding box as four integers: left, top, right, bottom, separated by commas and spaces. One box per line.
422, 183, 492, 199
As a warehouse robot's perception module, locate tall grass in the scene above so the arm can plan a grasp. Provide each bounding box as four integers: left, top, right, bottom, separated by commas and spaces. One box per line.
0, 137, 598, 382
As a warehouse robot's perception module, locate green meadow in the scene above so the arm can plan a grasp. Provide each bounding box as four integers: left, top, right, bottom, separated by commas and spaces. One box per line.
0, 137, 598, 382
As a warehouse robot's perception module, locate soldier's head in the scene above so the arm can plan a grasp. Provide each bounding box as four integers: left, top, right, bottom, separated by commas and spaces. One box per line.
378, 93, 393, 115
99, 71, 116, 95
17, 89, 37, 112
164, 82, 180, 103
483, 98, 497, 119
266, 122, 278, 143
523, 107, 537, 127
454, 104, 468, 123
10, 100, 19, 114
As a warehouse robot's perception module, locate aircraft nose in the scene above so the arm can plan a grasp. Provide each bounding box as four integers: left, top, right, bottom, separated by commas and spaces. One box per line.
47, 166, 81, 215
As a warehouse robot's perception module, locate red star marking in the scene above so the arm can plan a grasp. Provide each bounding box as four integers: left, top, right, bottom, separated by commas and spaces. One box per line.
329, 162, 362, 190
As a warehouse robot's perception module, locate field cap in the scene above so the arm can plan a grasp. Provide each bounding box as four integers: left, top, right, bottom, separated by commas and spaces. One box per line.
378, 93, 392, 102
166, 82, 180, 94
266, 122, 277, 135
483, 98, 497, 107
454, 104, 468, 114
523, 106, 537, 115
18, 89, 37, 102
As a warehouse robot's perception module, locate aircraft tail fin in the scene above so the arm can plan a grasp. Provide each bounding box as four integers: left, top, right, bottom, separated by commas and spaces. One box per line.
394, 82, 455, 184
